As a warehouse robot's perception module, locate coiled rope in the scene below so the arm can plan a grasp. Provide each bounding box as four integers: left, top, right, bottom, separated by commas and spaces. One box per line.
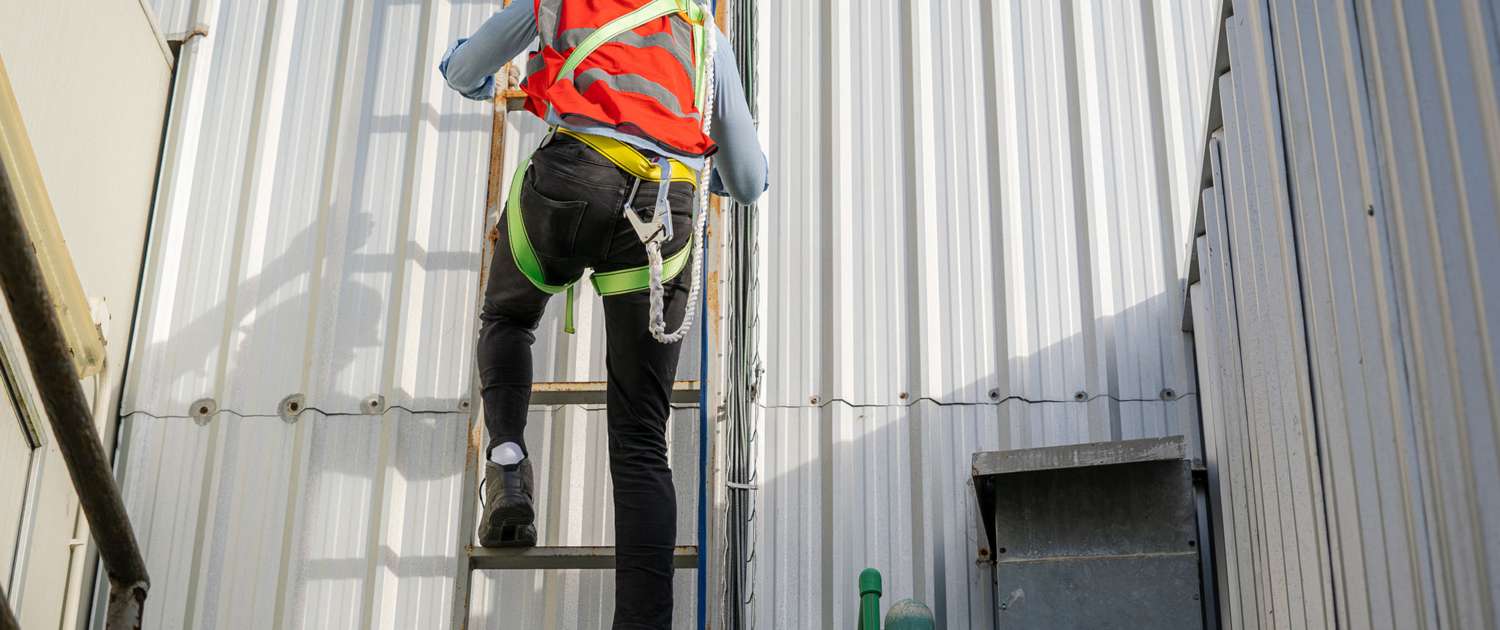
645, 2, 716, 344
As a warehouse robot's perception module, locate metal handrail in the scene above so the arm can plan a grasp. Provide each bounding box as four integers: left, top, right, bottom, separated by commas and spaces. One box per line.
0, 584, 18, 630
0, 159, 150, 629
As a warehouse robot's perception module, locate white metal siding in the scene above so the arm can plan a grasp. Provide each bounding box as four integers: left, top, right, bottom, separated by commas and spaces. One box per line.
113, 0, 702, 628
754, 0, 1221, 627
122, 0, 491, 420
145, 0, 197, 40
1191, 0, 1500, 628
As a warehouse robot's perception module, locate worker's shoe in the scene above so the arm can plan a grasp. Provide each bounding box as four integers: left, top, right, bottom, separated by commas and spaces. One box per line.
478, 459, 537, 548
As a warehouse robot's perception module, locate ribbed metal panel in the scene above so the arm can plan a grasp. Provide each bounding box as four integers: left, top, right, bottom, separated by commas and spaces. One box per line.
1190, 1, 1500, 629
114, 405, 697, 630
114, 1, 703, 628
116, 411, 469, 630
754, 0, 1220, 627
144, 0, 196, 39
123, 0, 493, 419
1356, 1, 1500, 625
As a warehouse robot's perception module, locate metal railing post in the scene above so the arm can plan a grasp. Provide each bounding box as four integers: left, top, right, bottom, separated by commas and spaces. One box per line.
1, 585, 19, 630
0, 157, 150, 629
858, 568, 882, 630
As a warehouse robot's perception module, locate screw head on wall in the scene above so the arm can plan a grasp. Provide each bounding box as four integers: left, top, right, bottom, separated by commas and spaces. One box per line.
362, 394, 386, 414
279, 394, 306, 423
190, 398, 218, 426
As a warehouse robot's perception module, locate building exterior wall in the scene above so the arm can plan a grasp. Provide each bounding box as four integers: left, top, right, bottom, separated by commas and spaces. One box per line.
0, 1, 172, 628
752, 0, 1222, 627
114, 0, 704, 627
1190, 0, 1500, 628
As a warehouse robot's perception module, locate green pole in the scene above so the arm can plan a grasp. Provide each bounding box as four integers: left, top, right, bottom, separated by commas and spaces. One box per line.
858, 568, 882, 630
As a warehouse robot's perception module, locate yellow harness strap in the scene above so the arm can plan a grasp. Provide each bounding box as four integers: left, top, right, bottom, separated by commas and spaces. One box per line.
555, 128, 697, 186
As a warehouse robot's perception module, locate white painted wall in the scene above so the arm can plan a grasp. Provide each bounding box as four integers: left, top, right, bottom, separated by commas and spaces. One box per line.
0, 0, 172, 627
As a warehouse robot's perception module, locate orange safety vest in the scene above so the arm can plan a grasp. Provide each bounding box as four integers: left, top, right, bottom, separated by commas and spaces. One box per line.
521, 0, 717, 158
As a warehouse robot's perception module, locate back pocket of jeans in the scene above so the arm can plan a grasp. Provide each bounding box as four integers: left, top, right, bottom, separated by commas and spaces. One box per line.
519, 176, 591, 259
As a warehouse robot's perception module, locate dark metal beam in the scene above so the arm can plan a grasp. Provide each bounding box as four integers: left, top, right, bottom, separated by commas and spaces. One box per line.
0, 585, 19, 630
0, 158, 149, 629
469, 545, 699, 571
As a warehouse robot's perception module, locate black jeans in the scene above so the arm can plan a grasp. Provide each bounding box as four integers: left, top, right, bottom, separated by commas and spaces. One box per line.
478, 133, 692, 629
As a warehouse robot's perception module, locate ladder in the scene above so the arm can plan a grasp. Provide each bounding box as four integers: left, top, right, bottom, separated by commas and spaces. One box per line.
448, 380, 711, 629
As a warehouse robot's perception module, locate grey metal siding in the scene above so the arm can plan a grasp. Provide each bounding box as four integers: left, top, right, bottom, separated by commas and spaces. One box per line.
1190, 0, 1500, 628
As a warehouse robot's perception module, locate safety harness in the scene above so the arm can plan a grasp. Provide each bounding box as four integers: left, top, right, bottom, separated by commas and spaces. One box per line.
506, 0, 716, 343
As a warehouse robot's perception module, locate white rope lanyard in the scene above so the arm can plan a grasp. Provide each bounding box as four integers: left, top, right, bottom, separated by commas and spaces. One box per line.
644, 3, 717, 344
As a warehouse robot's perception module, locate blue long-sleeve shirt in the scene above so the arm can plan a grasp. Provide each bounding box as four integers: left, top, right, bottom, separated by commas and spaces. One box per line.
442, 2, 767, 206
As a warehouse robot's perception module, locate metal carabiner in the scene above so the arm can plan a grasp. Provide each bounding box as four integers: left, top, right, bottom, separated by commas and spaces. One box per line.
622, 158, 675, 245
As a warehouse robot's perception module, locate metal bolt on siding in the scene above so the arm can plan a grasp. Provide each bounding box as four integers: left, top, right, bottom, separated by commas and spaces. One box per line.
363, 394, 386, 414
279, 394, 306, 423
190, 398, 217, 425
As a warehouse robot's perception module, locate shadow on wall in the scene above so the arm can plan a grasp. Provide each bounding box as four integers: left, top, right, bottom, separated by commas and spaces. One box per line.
113, 203, 482, 624
756, 289, 1200, 630
127, 207, 482, 418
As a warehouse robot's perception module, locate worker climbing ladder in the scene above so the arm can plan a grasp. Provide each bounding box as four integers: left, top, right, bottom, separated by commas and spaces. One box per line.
448, 1, 725, 625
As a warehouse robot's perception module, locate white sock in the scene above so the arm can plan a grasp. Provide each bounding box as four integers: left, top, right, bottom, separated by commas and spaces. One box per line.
490, 442, 524, 467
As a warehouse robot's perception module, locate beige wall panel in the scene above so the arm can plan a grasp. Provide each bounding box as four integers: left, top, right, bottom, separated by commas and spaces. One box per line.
0, 0, 171, 627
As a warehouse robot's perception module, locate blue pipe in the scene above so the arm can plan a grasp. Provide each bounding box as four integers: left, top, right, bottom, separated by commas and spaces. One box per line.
696, 240, 709, 629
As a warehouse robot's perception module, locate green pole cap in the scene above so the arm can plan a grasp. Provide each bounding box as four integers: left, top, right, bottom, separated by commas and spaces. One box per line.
858, 568, 882, 597
884, 599, 935, 630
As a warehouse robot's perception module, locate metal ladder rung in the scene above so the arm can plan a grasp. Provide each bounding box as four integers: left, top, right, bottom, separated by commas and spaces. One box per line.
529, 380, 701, 405
469, 545, 699, 570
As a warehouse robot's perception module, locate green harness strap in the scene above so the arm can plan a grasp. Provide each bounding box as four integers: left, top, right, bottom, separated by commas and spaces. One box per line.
505, 154, 694, 334
510, 0, 709, 333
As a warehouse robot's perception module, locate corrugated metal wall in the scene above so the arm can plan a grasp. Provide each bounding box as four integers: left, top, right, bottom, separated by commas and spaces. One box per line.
1190, 0, 1500, 629
116, 1, 700, 628
753, 0, 1222, 627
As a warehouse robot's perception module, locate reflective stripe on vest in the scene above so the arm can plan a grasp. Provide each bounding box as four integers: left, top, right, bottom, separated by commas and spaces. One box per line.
554, 19, 696, 84
523, 0, 714, 157
537, 0, 562, 48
